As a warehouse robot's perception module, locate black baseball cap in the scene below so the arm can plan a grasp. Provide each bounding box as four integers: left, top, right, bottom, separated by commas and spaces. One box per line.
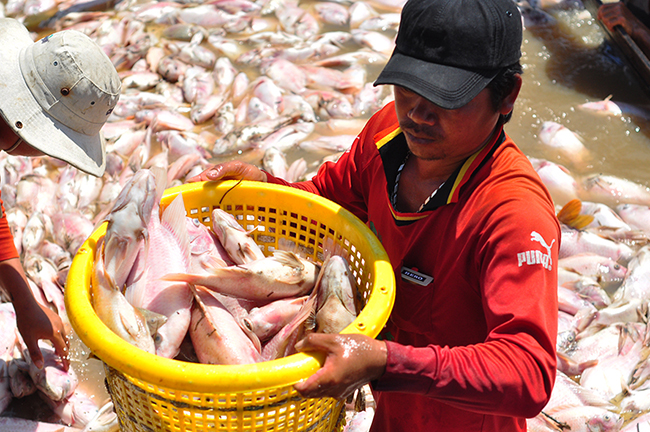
374, 0, 522, 110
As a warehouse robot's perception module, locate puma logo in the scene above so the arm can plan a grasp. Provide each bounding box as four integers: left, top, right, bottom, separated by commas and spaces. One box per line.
517, 231, 555, 271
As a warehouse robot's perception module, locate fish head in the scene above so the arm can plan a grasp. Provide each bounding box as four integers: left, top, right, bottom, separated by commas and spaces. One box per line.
539, 121, 562, 143
586, 411, 623, 432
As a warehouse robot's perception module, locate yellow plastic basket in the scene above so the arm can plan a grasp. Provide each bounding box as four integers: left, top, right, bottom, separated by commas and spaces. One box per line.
65, 180, 395, 432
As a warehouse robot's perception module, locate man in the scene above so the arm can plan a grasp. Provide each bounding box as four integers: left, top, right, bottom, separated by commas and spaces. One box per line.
0, 18, 121, 369
598, 0, 650, 58
189, 0, 559, 430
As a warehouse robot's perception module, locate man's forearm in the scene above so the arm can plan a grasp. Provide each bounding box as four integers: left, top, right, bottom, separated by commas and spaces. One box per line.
0, 258, 40, 313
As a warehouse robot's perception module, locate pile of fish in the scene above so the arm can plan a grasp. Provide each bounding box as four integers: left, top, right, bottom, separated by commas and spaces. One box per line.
525, 153, 650, 431
95, 166, 358, 364
0, 0, 650, 430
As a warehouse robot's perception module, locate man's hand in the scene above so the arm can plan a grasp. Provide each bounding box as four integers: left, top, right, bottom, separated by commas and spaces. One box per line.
0, 258, 69, 370
186, 160, 267, 183
293, 333, 387, 400
16, 302, 69, 371
598, 2, 644, 37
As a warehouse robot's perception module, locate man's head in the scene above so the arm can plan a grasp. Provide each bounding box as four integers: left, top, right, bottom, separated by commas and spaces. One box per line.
0, 18, 121, 177
375, 0, 523, 112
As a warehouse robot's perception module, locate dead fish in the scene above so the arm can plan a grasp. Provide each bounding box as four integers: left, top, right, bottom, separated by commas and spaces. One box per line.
92, 238, 157, 354
103, 168, 158, 289
581, 174, 650, 208
313, 255, 357, 334
189, 285, 261, 365
210, 208, 265, 265
260, 293, 317, 361
243, 296, 309, 342
25, 342, 78, 402
186, 217, 233, 272
538, 121, 590, 168
126, 192, 193, 359
162, 250, 319, 301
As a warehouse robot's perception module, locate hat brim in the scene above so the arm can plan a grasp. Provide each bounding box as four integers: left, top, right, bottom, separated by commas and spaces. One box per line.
374, 51, 499, 110
0, 19, 105, 177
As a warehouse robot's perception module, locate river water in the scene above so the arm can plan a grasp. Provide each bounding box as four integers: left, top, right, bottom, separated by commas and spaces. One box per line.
511, 5, 650, 185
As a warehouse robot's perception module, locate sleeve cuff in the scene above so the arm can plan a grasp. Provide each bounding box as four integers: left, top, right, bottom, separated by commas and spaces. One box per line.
372, 341, 435, 394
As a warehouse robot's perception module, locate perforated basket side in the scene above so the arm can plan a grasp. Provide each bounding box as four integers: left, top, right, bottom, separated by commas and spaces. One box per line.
105, 365, 345, 432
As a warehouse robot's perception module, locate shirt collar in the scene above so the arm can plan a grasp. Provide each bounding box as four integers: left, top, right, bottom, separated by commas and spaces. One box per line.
376, 123, 505, 220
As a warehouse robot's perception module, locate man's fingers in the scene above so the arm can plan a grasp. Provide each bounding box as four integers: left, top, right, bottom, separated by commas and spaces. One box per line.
294, 369, 323, 394
24, 339, 44, 369
294, 333, 330, 354
51, 333, 70, 371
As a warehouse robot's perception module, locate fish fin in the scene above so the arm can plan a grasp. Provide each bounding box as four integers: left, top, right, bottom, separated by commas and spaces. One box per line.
322, 237, 349, 261
137, 307, 168, 335
160, 272, 195, 283
556, 198, 582, 222
188, 284, 223, 339
161, 192, 191, 263
304, 308, 317, 332
240, 242, 263, 263
278, 237, 298, 253
150, 166, 168, 204
590, 226, 649, 245
271, 250, 304, 270
245, 225, 261, 237
264, 294, 317, 361
201, 255, 229, 270
303, 286, 320, 332
557, 199, 594, 230
540, 411, 570, 431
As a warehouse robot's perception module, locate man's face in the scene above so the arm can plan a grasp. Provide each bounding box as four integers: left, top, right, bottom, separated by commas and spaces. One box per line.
393, 85, 502, 163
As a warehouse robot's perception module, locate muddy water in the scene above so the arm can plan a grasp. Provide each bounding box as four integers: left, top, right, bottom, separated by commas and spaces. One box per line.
510, 7, 650, 184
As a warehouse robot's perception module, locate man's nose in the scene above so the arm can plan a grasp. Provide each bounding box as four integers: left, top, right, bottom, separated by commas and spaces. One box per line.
407, 96, 439, 125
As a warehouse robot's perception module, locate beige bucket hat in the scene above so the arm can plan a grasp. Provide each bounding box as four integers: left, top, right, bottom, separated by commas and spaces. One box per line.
0, 18, 121, 177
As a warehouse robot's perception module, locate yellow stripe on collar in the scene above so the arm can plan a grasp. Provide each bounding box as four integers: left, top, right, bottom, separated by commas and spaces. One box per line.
375, 126, 402, 150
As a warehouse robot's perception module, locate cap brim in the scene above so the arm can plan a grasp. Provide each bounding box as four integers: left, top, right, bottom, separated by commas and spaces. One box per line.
0, 19, 105, 177
374, 51, 499, 110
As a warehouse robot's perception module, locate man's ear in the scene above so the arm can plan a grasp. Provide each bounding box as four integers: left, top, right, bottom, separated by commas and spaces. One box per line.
499, 74, 522, 116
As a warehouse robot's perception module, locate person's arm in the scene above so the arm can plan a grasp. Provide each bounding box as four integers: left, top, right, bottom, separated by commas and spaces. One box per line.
0, 257, 69, 370
0, 206, 69, 370
598, 2, 650, 58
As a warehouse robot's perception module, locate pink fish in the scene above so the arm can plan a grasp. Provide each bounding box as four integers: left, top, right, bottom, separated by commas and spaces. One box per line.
189, 286, 261, 365
162, 250, 319, 302
243, 296, 310, 342
126, 192, 193, 359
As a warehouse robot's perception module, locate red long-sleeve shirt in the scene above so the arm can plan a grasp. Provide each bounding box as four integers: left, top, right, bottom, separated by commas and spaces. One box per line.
0, 192, 19, 262
266, 102, 559, 432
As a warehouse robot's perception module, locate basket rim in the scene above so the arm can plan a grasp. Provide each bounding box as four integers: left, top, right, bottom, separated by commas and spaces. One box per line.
65, 180, 395, 393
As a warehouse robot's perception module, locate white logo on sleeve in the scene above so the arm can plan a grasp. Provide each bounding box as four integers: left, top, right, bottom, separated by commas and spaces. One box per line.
517, 231, 555, 271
